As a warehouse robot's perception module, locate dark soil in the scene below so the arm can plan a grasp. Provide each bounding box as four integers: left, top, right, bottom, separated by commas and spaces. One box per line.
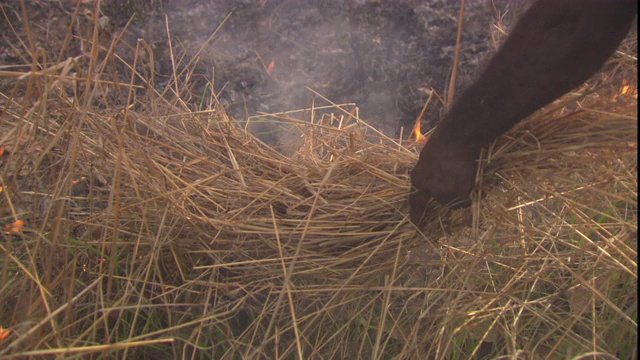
1, 0, 523, 140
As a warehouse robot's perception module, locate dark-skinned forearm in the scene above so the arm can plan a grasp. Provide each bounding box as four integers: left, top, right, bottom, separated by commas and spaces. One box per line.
430, 0, 636, 157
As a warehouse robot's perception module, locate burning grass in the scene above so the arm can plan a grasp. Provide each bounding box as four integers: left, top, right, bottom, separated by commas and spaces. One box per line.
0, 3, 637, 359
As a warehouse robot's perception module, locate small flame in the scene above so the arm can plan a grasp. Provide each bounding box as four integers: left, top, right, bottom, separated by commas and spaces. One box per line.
71, 176, 87, 185
612, 78, 637, 101
413, 116, 427, 143
4, 219, 25, 235
413, 91, 433, 143
267, 59, 276, 75
0, 326, 10, 342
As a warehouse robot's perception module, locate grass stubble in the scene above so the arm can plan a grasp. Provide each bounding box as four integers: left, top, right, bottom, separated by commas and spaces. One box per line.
0, 1, 636, 359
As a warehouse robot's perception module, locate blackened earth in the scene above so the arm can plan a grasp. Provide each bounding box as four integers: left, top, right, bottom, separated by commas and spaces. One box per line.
1, 0, 523, 141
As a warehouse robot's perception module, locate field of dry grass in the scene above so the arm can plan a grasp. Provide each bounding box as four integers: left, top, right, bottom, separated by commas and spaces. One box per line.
0, 2, 637, 359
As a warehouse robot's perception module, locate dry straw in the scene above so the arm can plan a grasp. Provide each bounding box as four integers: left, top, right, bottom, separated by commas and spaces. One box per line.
0, 2, 636, 359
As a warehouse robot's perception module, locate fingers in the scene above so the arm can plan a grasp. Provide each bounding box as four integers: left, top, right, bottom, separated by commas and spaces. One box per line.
431, 190, 472, 209
409, 189, 431, 226
409, 158, 476, 226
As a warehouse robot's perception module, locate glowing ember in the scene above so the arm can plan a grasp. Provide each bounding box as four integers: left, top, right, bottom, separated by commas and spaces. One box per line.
0, 326, 10, 342
267, 59, 276, 75
612, 79, 637, 101
3, 219, 25, 235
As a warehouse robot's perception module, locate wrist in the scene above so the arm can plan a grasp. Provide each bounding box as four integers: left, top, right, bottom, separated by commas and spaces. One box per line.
426, 125, 481, 162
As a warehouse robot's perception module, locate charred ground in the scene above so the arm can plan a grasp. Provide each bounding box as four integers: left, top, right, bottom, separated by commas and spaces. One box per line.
1, 0, 518, 139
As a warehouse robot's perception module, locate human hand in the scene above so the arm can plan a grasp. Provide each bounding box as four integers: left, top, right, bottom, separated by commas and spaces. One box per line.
409, 139, 478, 225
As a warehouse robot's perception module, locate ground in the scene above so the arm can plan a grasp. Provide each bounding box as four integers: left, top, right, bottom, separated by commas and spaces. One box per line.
0, 1, 636, 359
1, 0, 518, 139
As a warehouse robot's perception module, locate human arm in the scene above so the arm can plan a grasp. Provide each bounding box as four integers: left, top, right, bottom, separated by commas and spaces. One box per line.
410, 0, 637, 225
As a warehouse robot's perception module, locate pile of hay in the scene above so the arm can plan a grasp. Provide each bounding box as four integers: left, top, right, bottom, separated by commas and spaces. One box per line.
0, 4, 636, 359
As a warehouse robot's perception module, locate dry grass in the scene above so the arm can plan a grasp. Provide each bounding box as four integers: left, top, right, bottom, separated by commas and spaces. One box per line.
0, 2, 637, 359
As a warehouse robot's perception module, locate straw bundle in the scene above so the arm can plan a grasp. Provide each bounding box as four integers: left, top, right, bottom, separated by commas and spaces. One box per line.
0, 7, 636, 359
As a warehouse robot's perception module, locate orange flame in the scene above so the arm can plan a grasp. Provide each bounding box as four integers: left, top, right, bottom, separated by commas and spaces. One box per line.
413, 92, 433, 143
413, 116, 427, 143
612, 78, 637, 101
4, 219, 25, 235
0, 326, 10, 342
267, 59, 275, 75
